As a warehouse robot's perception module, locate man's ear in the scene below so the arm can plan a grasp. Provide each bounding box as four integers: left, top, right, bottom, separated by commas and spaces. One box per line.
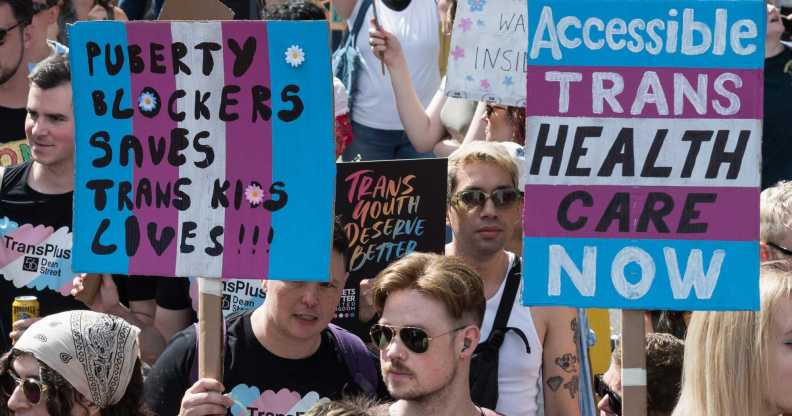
760, 241, 771, 262
460, 325, 480, 358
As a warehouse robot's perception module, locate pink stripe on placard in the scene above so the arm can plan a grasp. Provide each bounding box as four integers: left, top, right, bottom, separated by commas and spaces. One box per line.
127, 22, 179, 275
221, 21, 272, 278
523, 185, 758, 241
526, 66, 762, 119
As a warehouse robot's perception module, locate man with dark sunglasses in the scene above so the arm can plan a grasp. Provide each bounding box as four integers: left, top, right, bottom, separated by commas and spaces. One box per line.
0, 0, 32, 149
760, 180, 792, 261
445, 142, 580, 416
371, 252, 500, 416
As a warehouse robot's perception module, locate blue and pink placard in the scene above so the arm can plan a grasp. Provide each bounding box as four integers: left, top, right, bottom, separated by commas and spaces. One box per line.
521, 0, 764, 310
69, 21, 335, 280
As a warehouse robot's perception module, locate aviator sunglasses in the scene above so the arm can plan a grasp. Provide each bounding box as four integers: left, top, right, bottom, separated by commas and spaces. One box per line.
1, 371, 48, 404
452, 187, 521, 210
370, 324, 466, 354
594, 374, 622, 416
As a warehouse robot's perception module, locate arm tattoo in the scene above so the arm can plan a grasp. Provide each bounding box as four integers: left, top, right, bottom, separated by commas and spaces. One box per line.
554, 353, 579, 373
571, 317, 580, 345
546, 376, 563, 392
563, 375, 579, 399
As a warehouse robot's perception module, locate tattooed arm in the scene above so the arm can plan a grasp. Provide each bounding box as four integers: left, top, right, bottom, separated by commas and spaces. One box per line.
536, 306, 581, 416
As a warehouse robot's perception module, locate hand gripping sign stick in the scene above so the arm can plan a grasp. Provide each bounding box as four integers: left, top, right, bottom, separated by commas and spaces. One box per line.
621, 310, 647, 416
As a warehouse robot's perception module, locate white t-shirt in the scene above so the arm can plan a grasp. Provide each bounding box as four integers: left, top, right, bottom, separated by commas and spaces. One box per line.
479, 252, 543, 416
347, 0, 440, 130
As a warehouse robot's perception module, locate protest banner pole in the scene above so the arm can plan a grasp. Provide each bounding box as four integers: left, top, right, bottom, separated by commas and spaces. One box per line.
198, 277, 224, 380
621, 310, 646, 416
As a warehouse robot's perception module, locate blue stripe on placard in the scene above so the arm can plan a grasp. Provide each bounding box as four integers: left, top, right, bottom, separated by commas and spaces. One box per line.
527, 0, 765, 69
267, 21, 335, 281
521, 237, 759, 310
69, 21, 133, 274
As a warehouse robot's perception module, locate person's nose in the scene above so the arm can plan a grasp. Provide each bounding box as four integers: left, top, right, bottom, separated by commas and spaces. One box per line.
7, 383, 32, 411
299, 283, 320, 308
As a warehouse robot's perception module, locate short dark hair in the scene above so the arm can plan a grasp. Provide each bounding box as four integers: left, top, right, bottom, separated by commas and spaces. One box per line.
263, 0, 326, 20
333, 217, 350, 272
1, 0, 33, 25
29, 53, 70, 90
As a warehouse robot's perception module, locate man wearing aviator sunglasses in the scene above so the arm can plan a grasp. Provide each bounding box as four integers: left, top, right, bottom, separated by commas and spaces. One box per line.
370, 252, 500, 416
445, 142, 580, 416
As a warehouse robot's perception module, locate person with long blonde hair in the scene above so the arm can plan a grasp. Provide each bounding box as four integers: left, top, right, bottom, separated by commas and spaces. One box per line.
672, 261, 792, 416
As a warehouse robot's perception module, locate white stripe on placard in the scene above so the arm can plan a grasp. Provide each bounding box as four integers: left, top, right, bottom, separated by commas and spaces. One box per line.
172, 22, 226, 278
523, 117, 760, 187
622, 368, 647, 387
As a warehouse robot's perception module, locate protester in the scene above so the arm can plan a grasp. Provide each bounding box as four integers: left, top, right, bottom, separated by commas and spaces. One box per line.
761, 180, 792, 261
144, 222, 383, 416
672, 261, 792, 416
334, 0, 440, 161
0, 54, 161, 365
371, 252, 499, 416
763, 1, 792, 189
0, 310, 151, 415
445, 142, 580, 416
0, 0, 33, 145
303, 395, 383, 416
596, 333, 684, 416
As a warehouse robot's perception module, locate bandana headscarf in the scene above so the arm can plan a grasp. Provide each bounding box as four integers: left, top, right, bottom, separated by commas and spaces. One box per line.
14, 310, 141, 408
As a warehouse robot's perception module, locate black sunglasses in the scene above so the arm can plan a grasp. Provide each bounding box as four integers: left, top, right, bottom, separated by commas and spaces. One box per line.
370, 324, 466, 354
767, 241, 792, 257
0, 18, 28, 46
1, 372, 48, 404
31, 1, 56, 15
452, 188, 521, 210
594, 375, 621, 416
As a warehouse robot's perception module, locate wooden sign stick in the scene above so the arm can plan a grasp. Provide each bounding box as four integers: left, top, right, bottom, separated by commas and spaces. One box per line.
198, 277, 224, 380
621, 310, 647, 416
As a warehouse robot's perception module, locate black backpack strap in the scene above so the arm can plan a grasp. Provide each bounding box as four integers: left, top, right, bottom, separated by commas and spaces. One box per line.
328, 323, 378, 395
487, 257, 529, 353
349, 0, 374, 44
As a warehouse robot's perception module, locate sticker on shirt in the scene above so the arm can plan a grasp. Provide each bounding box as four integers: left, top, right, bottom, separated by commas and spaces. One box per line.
228, 385, 328, 416
0, 217, 75, 294
0, 139, 32, 167
187, 278, 266, 317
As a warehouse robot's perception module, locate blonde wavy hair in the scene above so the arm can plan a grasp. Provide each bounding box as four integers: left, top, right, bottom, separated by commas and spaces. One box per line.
672, 261, 792, 416
760, 180, 792, 244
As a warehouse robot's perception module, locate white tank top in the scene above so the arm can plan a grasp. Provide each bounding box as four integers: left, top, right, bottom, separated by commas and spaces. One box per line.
478, 252, 543, 416
347, 0, 441, 130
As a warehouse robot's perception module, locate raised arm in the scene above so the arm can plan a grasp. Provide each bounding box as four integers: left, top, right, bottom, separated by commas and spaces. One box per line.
536, 306, 582, 416
369, 20, 448, 153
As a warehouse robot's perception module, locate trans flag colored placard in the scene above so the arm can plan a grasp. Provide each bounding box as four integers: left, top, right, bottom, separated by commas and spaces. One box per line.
69, 21, 335, 280
521, 0, 764, 311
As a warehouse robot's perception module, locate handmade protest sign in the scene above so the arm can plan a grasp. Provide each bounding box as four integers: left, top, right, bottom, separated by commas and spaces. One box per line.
0, 140, 31, 167
446, 0, 527, 105
334, 159, 447, 332
69, 21, 335, 280
521, 0, 764, 311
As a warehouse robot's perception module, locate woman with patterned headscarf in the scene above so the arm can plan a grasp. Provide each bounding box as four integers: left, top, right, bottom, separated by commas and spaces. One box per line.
0, 310, 152, 415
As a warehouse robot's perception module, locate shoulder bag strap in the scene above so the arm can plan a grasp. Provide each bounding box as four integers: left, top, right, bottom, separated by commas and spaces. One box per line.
492, 256, 521, 330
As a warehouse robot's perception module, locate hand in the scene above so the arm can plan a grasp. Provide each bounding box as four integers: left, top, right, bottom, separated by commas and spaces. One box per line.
368, 18, 406, 70
71, 273, 119, 314
358, 278, 376, 323
179, 378, 233, 416
10, 317, 42, 344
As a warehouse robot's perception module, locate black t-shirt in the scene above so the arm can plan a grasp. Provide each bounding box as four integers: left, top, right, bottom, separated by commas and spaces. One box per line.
0, 161, 156, 352
763, 47, 792, 189
145, 310, 371, 416
0, 106, 26, 145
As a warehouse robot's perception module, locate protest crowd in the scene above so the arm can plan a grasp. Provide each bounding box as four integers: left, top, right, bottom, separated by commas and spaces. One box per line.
0, 0, 790, 415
